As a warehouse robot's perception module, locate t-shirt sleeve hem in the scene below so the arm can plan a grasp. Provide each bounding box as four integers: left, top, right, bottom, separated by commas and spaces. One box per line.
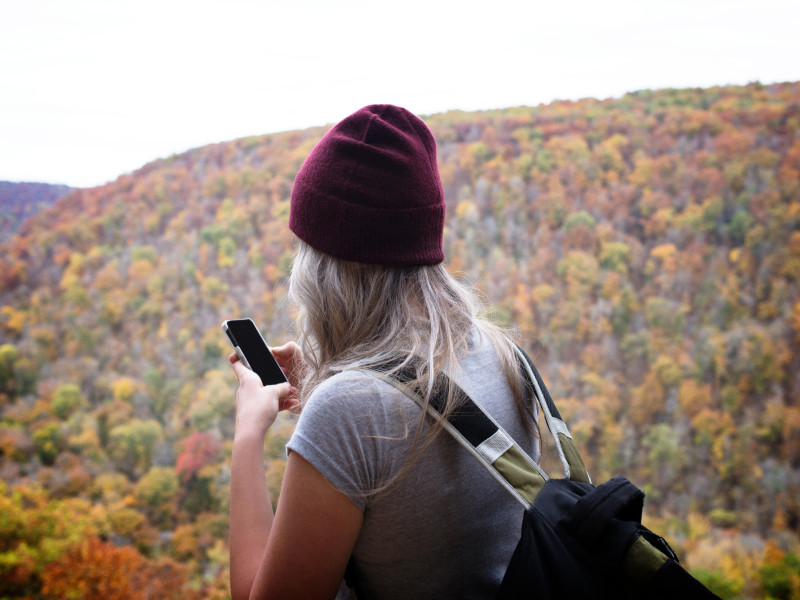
287, 433, 368, 511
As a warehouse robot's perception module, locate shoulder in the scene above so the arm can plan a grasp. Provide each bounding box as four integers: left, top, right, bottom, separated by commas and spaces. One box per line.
299, 370, 412, 419
308, 370, 381, 402
287, 370, 419, 508
292, 368, 422, 446
455, 328, 509, 388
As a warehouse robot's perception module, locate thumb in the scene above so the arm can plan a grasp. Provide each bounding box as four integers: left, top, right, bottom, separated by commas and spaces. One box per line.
230, 356, 260, 385
271, 341, 300, 360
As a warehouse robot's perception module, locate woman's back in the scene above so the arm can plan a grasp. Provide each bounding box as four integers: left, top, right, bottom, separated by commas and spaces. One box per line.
288, 331, 538, 599
228, 105, 538, 600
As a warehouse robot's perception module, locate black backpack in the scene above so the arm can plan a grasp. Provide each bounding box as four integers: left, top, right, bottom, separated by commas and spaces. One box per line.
377, 347, 720, 600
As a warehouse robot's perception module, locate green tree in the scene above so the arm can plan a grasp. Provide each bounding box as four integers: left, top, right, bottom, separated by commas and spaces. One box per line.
0, 343, 37, 401
759, 544, 800, 600
109, 419, 162, 476
52, 383, 87, 420
599, 241, 631, 274
135, 467, 179, 508
32, 423, 65, 466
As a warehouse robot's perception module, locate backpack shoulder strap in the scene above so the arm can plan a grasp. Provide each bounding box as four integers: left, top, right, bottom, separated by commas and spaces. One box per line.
515, 347, 591, 484
364, 361, 546, 508
364, 348, 590, 506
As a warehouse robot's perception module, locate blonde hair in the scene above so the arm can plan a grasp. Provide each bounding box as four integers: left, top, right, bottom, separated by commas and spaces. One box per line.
288, 241, 536, 475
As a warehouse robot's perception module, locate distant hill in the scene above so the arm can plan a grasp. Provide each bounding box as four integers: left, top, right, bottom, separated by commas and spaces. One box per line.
1, 82, 799, 598
0, 181, 72, 244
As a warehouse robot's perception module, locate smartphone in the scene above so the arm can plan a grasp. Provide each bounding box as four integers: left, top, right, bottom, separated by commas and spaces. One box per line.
222, 318, 288, 386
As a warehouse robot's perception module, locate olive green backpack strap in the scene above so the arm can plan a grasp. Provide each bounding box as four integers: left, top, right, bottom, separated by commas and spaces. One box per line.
514, 346, 591, 484
366, 348, 590, 509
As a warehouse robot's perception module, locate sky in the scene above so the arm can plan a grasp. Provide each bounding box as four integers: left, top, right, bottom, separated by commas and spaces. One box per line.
1, 0, 799, 189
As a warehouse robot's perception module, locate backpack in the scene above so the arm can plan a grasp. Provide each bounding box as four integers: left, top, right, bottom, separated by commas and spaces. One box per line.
377, 347, 720, 600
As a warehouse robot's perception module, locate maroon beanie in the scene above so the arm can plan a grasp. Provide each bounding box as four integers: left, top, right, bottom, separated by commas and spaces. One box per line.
289, 104, 445, 266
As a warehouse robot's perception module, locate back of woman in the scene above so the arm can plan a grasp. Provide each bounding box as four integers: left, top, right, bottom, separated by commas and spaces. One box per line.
227, 104, 539, 600
289, 328, 538, 599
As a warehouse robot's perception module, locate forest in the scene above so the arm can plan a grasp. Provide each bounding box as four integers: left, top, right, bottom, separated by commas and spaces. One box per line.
1, 81, 799, 599
0, 182, 70, 245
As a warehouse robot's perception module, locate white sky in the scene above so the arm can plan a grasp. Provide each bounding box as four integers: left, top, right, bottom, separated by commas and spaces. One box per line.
1, 0, 798, 189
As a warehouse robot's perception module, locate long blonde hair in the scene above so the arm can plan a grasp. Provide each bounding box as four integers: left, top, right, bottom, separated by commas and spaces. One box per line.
288, 241, 535, 463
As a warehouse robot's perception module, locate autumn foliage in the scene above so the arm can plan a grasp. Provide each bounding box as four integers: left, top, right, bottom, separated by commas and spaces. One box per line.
1, 81, 800, 598
41, 537, 200, 600
176, 431, 222, 483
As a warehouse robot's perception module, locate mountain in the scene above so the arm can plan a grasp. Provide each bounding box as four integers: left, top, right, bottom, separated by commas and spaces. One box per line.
1, 82, 799, 599
0, 181, 72, 244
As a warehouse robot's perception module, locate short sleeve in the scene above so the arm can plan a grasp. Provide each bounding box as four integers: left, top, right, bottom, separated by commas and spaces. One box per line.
287, 372, 419, 510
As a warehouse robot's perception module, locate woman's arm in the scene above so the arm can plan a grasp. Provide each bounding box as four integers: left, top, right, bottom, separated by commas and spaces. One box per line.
230, 428, 277, 599
228, 352, 363, 600
248, 452, 363, 599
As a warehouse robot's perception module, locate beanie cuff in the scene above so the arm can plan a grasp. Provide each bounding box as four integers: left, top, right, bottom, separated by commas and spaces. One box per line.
289, 177, 445, 266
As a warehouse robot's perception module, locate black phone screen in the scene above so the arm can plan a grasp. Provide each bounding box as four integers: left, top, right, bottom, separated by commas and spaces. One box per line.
223, 319, 288, 386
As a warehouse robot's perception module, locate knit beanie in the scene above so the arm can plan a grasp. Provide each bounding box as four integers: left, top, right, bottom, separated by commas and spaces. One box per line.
289, 104, 445, 266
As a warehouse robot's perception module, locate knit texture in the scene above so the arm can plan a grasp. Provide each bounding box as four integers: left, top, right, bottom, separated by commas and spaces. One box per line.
289, 104, 445, 266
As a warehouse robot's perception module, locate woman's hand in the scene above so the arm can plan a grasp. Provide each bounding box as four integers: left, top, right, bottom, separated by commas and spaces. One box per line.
269, 341, 304, 389
229, 352, 299, 440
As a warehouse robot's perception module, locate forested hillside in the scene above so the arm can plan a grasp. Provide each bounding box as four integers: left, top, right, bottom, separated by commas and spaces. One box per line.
1, 81, 799, 599
0, 181, 71, 244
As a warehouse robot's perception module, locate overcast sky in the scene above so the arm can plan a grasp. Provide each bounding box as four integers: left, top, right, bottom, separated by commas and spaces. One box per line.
1, 0, 798, 189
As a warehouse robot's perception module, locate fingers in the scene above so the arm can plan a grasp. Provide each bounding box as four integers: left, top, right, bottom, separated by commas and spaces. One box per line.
273, 381, 300, 411
230, 356, 258, 384
279, 397, 300, 411
228, 342, 300, 367
274, 381, 298, 400
229, 357, 252, 385
270, 341, 300, 358
229, 360, 299, 407
269, 341, 304, 389
270, 342, 302, 369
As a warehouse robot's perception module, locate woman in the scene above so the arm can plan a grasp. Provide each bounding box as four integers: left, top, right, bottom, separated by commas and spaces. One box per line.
228, 105, 539, 599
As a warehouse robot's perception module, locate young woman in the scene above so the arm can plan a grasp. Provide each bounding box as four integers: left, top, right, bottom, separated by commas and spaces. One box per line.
228, 105, 539, 599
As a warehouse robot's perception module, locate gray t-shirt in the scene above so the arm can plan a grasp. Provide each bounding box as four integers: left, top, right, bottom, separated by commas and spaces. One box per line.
287, 332, 539, 599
